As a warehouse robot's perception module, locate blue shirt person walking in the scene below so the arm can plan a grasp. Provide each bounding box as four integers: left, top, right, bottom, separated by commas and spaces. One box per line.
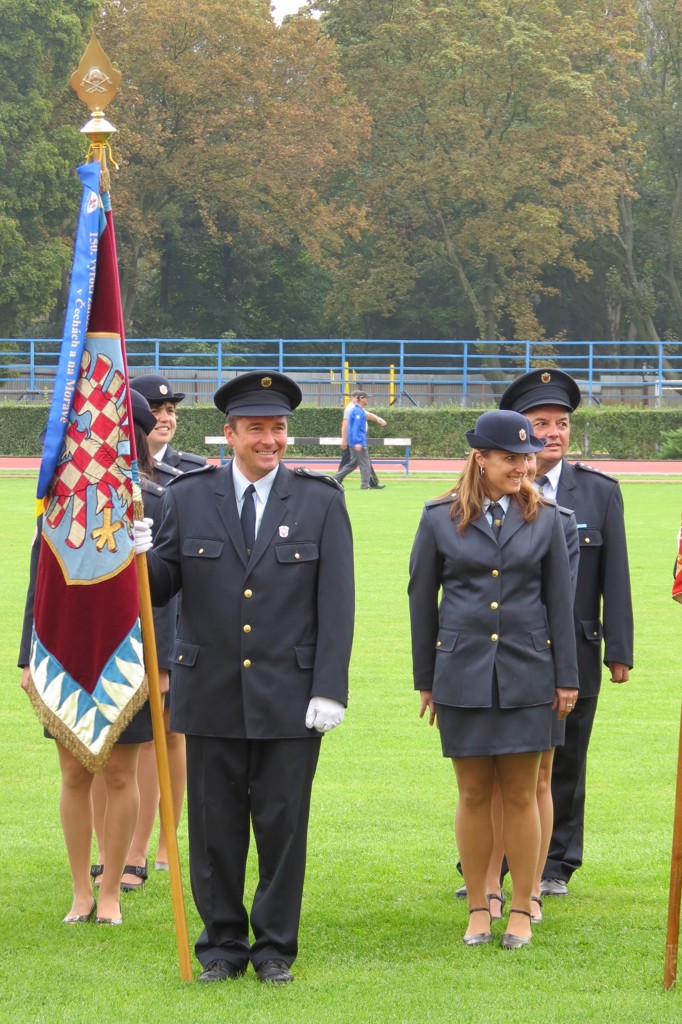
334, 391, 373, 489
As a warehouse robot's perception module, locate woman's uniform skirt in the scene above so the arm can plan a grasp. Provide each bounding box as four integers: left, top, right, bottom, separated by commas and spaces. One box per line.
435, 671, 560, 758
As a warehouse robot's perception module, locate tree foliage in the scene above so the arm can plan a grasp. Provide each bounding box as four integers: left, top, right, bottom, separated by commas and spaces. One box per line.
317, 0, 640, 343
97, 0, 370, 335
0, 0, 99, 336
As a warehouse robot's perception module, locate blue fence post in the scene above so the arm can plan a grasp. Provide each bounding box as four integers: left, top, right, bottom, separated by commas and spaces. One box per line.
588, 342, 594, 404
462, 342, 468, 403
278, 339, 284, 374
399, 340, 405, 402
29, 339, 36, 392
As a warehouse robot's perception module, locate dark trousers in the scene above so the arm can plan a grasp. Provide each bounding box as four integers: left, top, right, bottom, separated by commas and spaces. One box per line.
187, 734, 321, 968
544, 694, 599, 882
338, 447, 381, 487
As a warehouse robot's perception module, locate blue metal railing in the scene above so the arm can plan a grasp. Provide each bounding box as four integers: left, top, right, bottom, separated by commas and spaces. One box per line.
1, 337, 681, 406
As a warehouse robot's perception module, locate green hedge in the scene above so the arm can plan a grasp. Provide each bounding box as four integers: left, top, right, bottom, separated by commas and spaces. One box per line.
2, 402, 682, 460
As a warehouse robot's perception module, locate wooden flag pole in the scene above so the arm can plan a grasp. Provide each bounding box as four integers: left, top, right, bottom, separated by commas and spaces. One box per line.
69, 34, 192, 984
136, 550, 193, 982
664, 700, 682, 989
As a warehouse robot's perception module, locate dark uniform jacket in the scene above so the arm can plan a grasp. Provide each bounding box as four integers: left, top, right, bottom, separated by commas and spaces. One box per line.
556, 461, 633, 697
409, 497, 578, 709
141, 468, 179, 669
161, 445, 206, 474
146, 462, 355, 740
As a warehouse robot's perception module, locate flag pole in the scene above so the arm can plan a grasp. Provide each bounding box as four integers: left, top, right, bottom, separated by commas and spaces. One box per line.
665, 700, 682, 990
72, 35, 192, 982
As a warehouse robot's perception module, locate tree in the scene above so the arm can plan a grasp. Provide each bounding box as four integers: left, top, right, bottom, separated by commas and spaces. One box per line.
0, 0, 99, 337
97, 0, 370, 335
317, 0, 640, 345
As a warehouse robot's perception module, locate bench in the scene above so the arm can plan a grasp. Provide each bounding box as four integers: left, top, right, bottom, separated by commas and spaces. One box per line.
205, 436, 413, 474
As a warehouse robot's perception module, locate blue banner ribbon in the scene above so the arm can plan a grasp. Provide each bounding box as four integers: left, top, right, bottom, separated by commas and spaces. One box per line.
37, 162, 103, 499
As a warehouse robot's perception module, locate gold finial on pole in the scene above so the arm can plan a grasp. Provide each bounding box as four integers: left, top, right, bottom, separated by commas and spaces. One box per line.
70, 33, 122, 190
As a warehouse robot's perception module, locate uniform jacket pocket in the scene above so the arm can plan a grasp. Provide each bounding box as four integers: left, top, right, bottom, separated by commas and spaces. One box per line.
171, 639, 199, 667
275, 542, 319, 564
530, 627, 553, 653
580, 619, 603, 642
182, 538, 224, 558
578, 528, 602, 549
435, 629, 459, 652
295, 645, 316, 669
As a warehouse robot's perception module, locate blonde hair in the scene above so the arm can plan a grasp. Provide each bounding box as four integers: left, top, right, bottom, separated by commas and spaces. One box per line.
439, 450, 544, 531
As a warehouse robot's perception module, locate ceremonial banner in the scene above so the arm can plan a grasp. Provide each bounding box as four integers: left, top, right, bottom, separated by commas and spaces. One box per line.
674, 517, 682, 604
26, 161, 146, 771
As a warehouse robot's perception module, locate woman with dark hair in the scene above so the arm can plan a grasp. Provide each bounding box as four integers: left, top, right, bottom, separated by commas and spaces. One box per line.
408, 410, 578, 950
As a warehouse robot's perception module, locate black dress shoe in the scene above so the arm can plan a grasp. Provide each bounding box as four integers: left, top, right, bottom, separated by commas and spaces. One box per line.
198, 959, 247, 983
540, 876, 569, 896
255, 958, 294, 984
370, 484, 385, 489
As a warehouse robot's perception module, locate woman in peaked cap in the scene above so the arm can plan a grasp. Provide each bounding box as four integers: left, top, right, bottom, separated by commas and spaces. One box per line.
408, 410, 578, 950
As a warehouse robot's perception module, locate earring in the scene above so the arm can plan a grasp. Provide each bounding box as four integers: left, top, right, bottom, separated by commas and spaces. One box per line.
479, 466, 485, 476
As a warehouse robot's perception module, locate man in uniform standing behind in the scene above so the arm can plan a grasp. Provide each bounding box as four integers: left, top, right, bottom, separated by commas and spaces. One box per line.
500, 369, 633, 896
136, 370, 354, 984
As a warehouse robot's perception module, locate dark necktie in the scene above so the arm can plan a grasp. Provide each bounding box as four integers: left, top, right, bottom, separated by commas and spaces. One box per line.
536, 475, 549, 496
241, 483, 256, 556
489, 502, 504, 539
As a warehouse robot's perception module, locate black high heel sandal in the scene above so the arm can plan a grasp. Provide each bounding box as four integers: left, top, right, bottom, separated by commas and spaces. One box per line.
530, 895, 543, 923
501, 909, 532, 949
487, 891, 506, 921
120, 860, 148, 892
462, 907, 492, 947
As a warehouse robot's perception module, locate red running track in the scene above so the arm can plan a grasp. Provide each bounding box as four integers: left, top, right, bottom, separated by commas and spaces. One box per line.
2, 457, 682, 475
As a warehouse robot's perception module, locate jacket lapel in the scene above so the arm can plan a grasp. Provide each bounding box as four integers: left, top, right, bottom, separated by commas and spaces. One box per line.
215, 463, 249, 567
556, 459, 576, 509
471, 511, 497, 542
246, 464, 291, 572
498, 499, 525, 547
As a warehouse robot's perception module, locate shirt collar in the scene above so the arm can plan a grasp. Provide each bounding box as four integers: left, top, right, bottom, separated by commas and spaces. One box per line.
545, 462, 562, 490
232, 461, 279, 505
482, 494, 511, 514
153, 444, 167, 462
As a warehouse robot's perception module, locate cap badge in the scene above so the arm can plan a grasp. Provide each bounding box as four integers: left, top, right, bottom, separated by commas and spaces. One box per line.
261, 376, 273, 388
519, 428, 527, 440
279, 525, 289, 537
541, 372, 551, 384
159, 384, 168, 395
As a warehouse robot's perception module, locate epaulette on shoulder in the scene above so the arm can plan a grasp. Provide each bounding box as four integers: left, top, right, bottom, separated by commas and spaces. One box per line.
141, 477, 166, 497
177, 451, 206, 466
425, 493, 455, 509
293, 467, 343, 489
167, 464, 216, 485
155, 463, 183, 483
556, 503, 575, 518
574, 461, 619, 483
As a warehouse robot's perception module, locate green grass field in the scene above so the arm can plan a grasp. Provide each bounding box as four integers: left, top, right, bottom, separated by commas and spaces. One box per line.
1, 473, 681, 1022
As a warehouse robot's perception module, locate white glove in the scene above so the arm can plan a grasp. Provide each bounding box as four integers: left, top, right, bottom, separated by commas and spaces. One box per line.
305, 696, 346, 734
133, 517, 153, 554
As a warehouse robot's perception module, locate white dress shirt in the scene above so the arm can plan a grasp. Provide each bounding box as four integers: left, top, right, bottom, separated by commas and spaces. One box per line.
232, 462, 278, 539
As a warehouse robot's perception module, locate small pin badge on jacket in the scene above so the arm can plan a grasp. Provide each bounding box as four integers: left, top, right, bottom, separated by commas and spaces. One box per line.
279, 526, 289, 538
